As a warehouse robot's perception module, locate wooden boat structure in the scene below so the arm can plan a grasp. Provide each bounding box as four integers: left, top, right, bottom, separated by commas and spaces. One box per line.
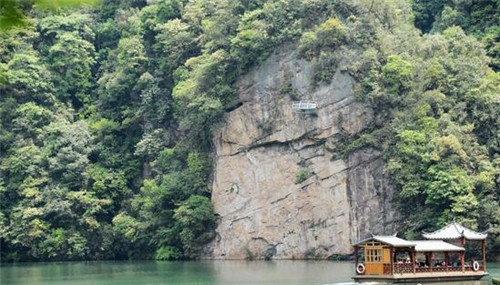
352, 222, 488, 283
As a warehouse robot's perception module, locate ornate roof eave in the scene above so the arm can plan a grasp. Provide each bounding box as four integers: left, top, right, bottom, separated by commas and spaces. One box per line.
353, 234, 416, 247
422, 221, 488, 241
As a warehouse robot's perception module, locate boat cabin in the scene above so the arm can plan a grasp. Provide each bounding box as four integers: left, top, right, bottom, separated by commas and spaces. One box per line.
353, 222, 488, 283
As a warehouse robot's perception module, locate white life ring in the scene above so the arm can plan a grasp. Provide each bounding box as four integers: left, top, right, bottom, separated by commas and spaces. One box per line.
356, 263, 366, 274
472, 261, 480, 271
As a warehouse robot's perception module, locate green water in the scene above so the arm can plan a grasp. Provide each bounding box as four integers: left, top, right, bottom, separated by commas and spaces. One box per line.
0, 261, 499, 285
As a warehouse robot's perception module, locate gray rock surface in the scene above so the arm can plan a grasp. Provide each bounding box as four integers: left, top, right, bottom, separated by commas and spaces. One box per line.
205, 46, 396, 259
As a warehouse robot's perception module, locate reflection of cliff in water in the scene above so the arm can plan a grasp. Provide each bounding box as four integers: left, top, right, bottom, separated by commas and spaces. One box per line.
2, 259, 499, 284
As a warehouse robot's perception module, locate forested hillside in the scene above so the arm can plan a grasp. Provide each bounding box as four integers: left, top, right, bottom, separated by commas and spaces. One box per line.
0, 0, 498, 262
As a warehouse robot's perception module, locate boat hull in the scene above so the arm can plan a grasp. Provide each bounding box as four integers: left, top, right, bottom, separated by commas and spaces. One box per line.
353, 271, 488, 283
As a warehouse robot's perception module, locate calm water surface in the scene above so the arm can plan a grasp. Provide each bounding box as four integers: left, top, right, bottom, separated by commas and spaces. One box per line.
0, 261, 498, 285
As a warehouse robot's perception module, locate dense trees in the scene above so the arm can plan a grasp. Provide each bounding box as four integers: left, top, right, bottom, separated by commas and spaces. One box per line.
411, 0, 499, 70
0, 0, 498, 261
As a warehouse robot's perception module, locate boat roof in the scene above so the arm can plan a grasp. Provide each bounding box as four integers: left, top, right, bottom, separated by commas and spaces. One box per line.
413, 240, 464, 252
354, 235, 416, 247
422, 222, 487, 240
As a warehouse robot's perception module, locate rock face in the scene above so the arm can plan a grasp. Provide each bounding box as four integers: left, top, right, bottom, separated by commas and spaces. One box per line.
205, 46, 397, 259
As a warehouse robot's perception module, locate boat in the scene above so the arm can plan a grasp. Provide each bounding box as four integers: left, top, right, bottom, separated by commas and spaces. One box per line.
352, 222, 488, 283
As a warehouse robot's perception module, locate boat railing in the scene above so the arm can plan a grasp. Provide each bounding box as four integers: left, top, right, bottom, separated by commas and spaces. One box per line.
394, 263, 413, 274
412, 263, 484, 273
432, 266, 447, 272
448, 266, 462, 272
415, 267, 431, 273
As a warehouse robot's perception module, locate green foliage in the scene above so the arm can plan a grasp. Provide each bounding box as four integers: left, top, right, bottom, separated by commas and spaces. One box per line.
155, 246, 183, 260
12, 103, 54, 141
44, 120, 92, 190
334, 130, 382, 159
0, 51, 55, 103
38, 14, 95, 46
0, 0, 27, 31
46, 31, 96, 106
173, 195, 216, 258
1, 1, 97, 33
154, 19, 197, 72
411, 0, 500, 71
42, 229, 89, 260
230, 9, 271, 66
311, 51, 340, 85
172, 50, 230, 149
482, 26, 500, 70
113, 213, 141, 243
87, 164, 131, 210
294, 169, 310, 184
297, 17, 349, 85
298, 17, 346, 59
382, 55, 413, 95
98, 36, 148, 120
411, 0, 446, 33
36, 0, 99, 10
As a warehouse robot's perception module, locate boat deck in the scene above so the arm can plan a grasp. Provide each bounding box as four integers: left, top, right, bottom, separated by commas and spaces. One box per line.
354, 271, 488, 283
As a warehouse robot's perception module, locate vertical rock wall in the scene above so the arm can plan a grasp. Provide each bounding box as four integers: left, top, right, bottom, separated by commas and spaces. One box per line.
205, 46, 397, 259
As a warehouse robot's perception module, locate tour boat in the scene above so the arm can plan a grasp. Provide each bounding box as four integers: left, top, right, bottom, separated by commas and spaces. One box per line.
352, 222, 488, 283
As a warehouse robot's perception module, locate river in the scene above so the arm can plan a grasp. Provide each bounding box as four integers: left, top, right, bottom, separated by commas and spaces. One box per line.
0, 261, 498, 285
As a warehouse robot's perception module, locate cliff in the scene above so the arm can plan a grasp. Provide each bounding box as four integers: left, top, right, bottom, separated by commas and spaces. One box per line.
205, 45, 398, 259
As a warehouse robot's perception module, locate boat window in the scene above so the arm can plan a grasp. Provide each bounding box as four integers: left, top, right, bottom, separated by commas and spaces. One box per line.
366, 249, 382, 262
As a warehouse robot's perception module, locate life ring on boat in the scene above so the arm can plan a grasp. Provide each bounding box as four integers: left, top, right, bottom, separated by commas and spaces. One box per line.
356, 263, 365, 274
472, 261, 480, 271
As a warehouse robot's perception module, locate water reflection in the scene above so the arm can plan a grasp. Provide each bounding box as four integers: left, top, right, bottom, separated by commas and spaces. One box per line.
211, 260, 353, 284
0, 260, 498, 285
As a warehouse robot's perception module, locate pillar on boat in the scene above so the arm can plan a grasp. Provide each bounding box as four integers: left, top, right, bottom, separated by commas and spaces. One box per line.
460, 236, 466, 272
460, 250, 465, 272
390, 247, 394, 275
445, 251, 449, 272
429, 252, 433, 272
354, 246, 359, 266
411, 249, 416, 274
482, 240, 486, 271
